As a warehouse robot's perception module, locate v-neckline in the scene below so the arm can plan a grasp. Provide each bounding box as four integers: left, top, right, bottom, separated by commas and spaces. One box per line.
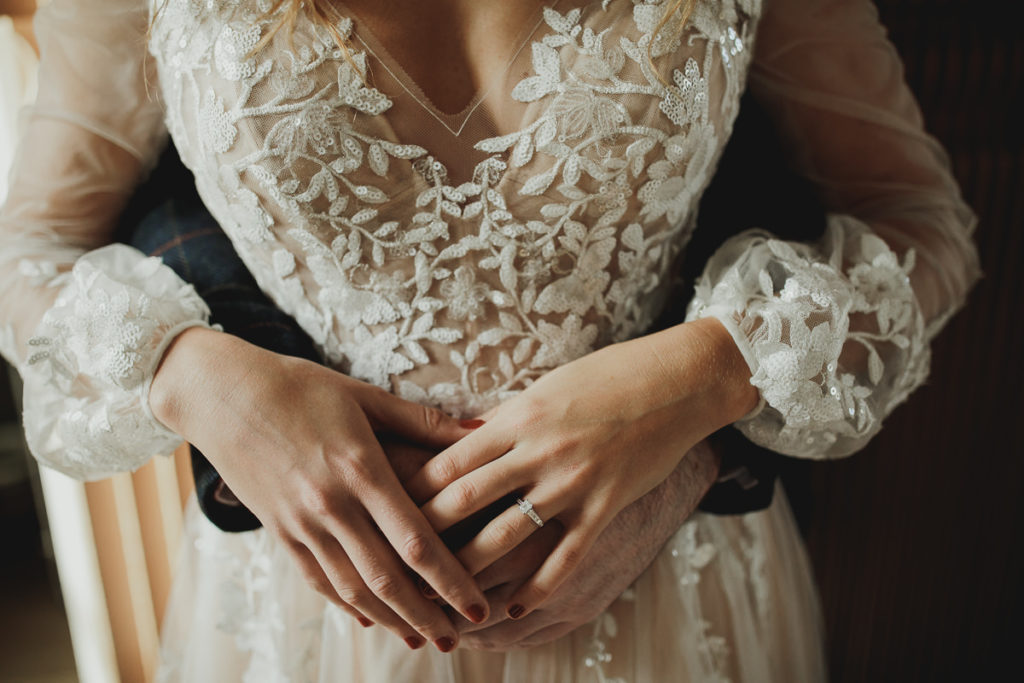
337, 0, 565, 137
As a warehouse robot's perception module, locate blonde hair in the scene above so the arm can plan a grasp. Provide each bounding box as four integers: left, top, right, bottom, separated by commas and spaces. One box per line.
255, 0, 353, 59
258, 0, 697, 81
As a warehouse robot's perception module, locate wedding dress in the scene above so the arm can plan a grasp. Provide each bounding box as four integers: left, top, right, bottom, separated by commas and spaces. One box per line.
0, 0, 980, 681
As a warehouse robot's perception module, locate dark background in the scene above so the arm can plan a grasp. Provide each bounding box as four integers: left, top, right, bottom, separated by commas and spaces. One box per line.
808, 1, 1023, 679
695, 0, 1023, 679
1, 0, 1021, 680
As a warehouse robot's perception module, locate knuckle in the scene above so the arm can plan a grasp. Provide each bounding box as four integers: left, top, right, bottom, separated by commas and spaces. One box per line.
367, 572, 404, 602
334, 448, 376, 484
300, 486, 336, 517
561, 457, 593, 485
429, 455, 458, 488
336, 586, 365, 607
399, 532, 434, 566
420, 404, 445, 433
513, 398, 546, 431
451, 479, 479, 512
529, 585, 552, 606
485, 517, 520, 550
590, 495, 618, 523
408, 615, 443, 636
549, 432, 580, 457
559, 545, 584, 571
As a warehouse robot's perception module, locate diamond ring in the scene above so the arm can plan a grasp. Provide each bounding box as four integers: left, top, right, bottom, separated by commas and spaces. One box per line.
515, 497, 544, 528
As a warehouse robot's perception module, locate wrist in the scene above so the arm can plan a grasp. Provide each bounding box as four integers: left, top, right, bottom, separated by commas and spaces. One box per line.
148, 326, 231, 433
648, 317, 760, 430
691, 316, 760, 421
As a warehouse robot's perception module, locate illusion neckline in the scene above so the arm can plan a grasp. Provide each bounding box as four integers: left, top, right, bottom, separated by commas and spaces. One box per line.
333, 0, 569, 136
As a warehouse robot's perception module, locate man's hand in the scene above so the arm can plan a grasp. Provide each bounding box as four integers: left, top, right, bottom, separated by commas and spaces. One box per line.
453, 439, 720, 650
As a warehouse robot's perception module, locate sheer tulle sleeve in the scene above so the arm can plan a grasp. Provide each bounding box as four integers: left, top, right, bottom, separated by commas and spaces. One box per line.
0, 0, 212, 480
684, 0, 981, 458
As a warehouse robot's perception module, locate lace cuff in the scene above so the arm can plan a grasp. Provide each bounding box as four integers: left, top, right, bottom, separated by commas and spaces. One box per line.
686, 215, 929, 459
21, 244, 213, 480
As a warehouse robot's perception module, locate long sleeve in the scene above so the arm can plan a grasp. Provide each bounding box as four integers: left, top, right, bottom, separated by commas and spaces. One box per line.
0, 0, 212, 480
685, 0, 981, 459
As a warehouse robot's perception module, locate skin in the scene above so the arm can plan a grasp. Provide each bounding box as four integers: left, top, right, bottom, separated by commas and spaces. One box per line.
150, 317, 752, 651
339, 0, 552, 116
151, 327, 488, 652
149, 0, 759, 653
407, 317, 757, 620
384, 437, 720, 650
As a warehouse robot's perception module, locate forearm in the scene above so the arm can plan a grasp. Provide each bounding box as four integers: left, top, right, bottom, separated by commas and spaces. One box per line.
628, 316, 760, 442
633, 437, 721, 549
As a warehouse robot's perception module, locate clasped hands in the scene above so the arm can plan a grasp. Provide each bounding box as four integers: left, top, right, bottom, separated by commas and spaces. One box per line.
150, 318, 755, 653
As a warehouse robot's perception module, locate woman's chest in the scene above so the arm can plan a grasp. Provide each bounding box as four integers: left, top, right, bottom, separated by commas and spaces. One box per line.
145, 0, 763, 379
149, 0, 760, 203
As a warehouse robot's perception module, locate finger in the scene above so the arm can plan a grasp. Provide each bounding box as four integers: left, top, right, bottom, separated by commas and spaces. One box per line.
513, 620, 582, 649
301, 535, 437, 649
362, 388, 478, 449
505, 526, 599, 620
379, 438, 436, 484
330, 512, 466, 653
286, 539, 375, 629
475, 520, 562, 592
451, 582, 517, 634
405, 425, 513, 503
360, 470, 492, 627
460, 611, 564, 651
476, 405, 500, 421
419, 456, 530, 532
455, 494, 555, 575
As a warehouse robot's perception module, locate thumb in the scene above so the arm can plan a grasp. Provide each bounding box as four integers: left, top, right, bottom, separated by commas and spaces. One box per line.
364, 390, 480, 448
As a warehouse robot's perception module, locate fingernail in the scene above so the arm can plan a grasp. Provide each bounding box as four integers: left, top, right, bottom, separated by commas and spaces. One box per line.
405, 636, 425, 650
459, 419, 486, 429
466, 603, 487, 624
418, 577, 438, 599
507, 604, 526, 620
357, 616, 374, 628
434, 636, 456, 653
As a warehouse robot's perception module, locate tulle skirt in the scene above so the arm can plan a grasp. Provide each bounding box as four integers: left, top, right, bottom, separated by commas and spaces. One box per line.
157, 486, 825, 683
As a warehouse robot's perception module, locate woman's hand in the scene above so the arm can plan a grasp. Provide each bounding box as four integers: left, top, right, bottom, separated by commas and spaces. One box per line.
456, 440, 720, 650
149, 327, 489, 652
406, 318, 758, 620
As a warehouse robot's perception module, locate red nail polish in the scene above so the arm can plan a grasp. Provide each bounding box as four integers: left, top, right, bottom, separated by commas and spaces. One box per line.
507, 604, 526, 619
405, 636, 425, 650
459, 418, 486, 429
434, 636, 456, 653
466, 603, 486, 623
357, 616, 374, 628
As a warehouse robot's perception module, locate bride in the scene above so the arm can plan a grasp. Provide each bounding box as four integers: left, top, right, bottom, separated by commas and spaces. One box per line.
0, 0, 979, 681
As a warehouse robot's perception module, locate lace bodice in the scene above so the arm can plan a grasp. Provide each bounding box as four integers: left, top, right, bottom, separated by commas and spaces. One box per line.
0, 0, 981, 479
149, 0, 757, 413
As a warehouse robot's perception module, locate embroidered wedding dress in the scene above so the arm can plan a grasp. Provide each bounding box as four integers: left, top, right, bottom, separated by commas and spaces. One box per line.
0, 0, 980, 680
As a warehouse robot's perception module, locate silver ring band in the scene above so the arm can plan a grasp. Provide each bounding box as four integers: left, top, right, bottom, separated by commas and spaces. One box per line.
515, 497, 544, 528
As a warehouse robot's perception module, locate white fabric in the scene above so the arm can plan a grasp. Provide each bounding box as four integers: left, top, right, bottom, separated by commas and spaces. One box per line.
22, 245, 213, 480
0, 0, 979, 680
0, 16, 38, 204
686, 0, 981, 457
